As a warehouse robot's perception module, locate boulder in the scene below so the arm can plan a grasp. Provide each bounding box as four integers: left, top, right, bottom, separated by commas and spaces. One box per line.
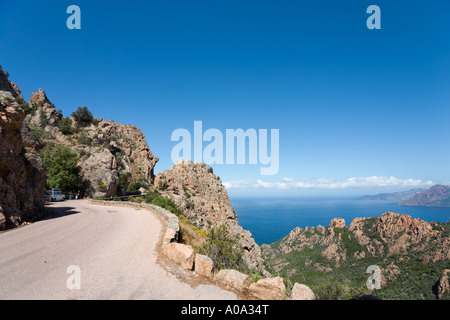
290, 283, 317, 300
194, 254, 214, 278
248, 276, 286, 300
162, 243, 194, 270
163, 228, 177, 245
330, 218, 346, 229
215, 269, 251, 291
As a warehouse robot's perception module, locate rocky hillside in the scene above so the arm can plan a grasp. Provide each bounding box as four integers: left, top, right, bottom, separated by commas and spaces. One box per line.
262, 212, 450, 299
0, 66, 46, 229
155, 160, 266, 272
399, 185, 450, 207
20, 88, 158, 198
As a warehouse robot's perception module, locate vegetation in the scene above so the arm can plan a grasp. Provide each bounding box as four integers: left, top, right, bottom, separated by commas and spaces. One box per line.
58, 117, 73, 135
158, 180, 168, 191
97, 180, 107, 191
200, 224, 246, 272
16, 97, 33, 115
147, 195, 184, 216
71, 106, 93, 125
41, 145, 80, 192
126, 182, 141, 194
264, 218, 450, 300
77, 134, 92, 146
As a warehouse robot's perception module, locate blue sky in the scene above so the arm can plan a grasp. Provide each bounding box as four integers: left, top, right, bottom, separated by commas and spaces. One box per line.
1, 0, 449, 197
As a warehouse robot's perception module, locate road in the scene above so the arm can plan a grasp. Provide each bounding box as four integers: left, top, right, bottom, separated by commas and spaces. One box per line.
0, 200, 236, 300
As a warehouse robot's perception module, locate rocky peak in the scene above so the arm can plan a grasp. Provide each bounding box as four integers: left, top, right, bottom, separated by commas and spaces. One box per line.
155, 160, 265, 271
329, 218, 346, 229
26, 89, 63, 128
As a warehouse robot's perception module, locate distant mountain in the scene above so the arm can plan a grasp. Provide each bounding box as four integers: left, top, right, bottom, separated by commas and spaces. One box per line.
399, 185, 450, 207
356, 188, 425, 201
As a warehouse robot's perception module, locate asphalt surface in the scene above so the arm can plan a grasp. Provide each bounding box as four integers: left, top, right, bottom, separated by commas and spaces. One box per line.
0, 200, 236, 300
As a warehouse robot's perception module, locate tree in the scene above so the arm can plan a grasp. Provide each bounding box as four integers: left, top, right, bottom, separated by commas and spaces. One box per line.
41, 146, 79, 192
58, 117, 73, 135
71, 106, 93, 125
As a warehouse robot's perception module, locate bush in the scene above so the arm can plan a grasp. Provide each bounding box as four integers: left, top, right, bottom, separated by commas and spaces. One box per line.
39, 111, 49, 128
150, 196, 183, 216
158, 180, 168, 191
126, 182, 141, 194
31, 128, 45, 142
77, 134, 92, 146
145, 190, 160, 203
58, 117, 73, 135
129, 196, 143, 203
97, 180, 107, 191
71, 106, 93, 125
200, 225, 246, 272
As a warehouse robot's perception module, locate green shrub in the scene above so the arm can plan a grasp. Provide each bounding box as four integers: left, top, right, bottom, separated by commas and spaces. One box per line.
58, 117, 73, 135
71, 106, 93, 125
200, 225, 246, 272
39, 111, 49, 128
150, 196, 184, 216
158, 180, 168, 191
126, 182, 141, 194
134, 197, 143, 203
77, 134, 92, 146
119, 172, 129, 186
145, 190, 160, 203
31, 128, 45, 142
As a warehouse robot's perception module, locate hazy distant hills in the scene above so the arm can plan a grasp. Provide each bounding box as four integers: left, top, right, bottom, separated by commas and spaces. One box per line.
358, 185, 450, 207
356, 188, 425, 201
399, 185, 450, 207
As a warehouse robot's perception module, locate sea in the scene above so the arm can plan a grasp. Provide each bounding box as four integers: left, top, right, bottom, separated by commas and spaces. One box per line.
230, 197, 450, 245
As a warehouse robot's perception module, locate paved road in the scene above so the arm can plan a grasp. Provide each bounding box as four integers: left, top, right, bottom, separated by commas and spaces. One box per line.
0, 200, 236, 300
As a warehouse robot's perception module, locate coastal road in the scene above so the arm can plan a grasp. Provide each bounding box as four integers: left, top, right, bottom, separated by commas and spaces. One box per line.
0, 200, 236, 300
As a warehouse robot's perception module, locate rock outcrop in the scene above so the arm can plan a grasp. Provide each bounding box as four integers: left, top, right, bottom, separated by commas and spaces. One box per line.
290, 283, 317, 300
0, 66, 46, 229
436, 269, 450, 300
155, 159, 265, 272
263, 212, 450, 300
214, 269, 252, 291
248, 276, 286, 300
21, 87, 158, 197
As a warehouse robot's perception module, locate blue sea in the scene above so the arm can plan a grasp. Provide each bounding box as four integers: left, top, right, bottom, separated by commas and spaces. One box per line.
230, 197, 450, 245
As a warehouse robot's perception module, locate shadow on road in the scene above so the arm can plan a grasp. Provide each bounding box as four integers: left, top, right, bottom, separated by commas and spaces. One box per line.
41, 203, 81, 221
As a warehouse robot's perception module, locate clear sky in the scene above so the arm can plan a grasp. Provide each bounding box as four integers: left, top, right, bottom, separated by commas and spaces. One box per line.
1, 0, 449, 197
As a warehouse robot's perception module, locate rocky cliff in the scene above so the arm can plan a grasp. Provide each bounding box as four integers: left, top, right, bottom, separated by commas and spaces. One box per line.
155, 160, 266, 272
20, 88, 158, 197
0, 66, 46, 229
263, 212, 450, 299
399, 185, 450, 207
